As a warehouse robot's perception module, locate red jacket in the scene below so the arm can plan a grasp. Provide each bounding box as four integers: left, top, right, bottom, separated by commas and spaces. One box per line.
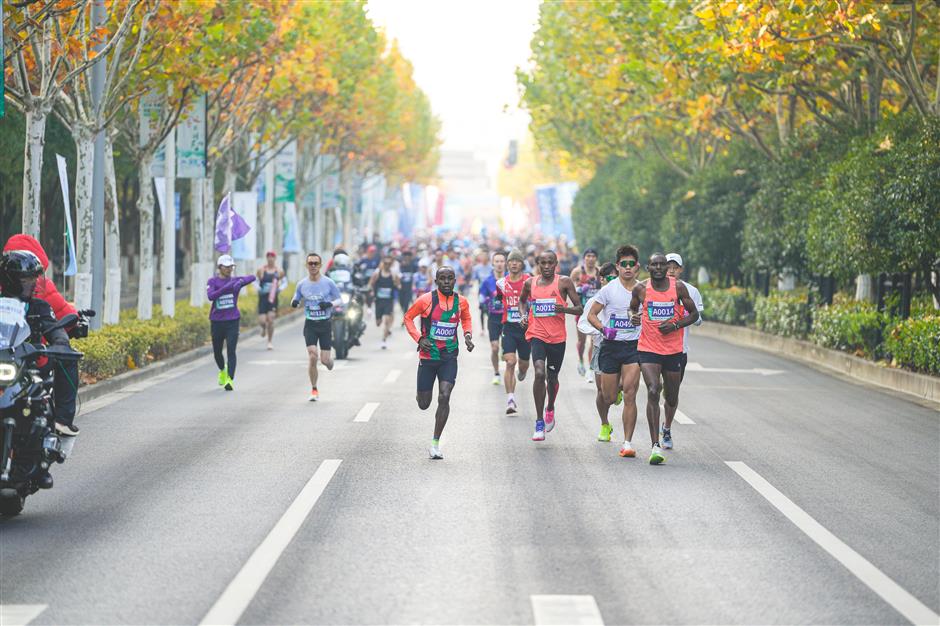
3, 234, 77, 321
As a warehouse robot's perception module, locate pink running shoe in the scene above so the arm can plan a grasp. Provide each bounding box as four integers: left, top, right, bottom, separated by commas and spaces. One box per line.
544, 409, 556, 432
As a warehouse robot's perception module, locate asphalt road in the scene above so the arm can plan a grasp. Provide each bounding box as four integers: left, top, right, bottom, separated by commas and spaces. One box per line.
1, 309, 937, 626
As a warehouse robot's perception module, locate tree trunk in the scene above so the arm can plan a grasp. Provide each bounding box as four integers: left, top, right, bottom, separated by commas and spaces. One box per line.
137, 153, 155, 320
73, 126, 95, 309
104, 136, 122, 324
189, 179, 206, 306
21, 106, 48, 237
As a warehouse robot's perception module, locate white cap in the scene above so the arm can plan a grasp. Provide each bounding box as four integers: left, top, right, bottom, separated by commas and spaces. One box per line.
665, 253, 683, 267
217, 254, 235, 267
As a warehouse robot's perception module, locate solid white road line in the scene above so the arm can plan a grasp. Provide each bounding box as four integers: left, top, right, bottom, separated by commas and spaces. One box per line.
383, 369, 402, 384
0, 605, 48, 626
354, 402, 380, 423
531, 595, 604, 625
686, 362, 783, 376
726, 462, 939, 626
199, 459, 342, 626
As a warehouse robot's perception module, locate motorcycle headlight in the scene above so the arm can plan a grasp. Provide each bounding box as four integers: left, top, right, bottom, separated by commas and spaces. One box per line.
341, 293, 351, 304
0, 363, 17, 383
346, 308, 360, 321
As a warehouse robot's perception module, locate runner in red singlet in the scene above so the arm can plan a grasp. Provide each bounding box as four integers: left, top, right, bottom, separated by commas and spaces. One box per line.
495, 249, 531, 415
518, 251, 582, 441
629, 253, 700, 464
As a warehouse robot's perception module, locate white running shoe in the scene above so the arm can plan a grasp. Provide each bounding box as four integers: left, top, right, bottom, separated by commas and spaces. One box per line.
428, 445, 444, 460
380, 340, 388, 350
577, 362, 586, 377
585, 370, 594, 384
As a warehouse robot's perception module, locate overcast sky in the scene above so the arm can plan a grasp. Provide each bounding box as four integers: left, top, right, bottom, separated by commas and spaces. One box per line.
366, 0, 540, 170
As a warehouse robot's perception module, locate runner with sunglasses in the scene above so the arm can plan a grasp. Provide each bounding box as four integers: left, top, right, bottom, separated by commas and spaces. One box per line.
576, 261, 619, 441
519, 250, 583, 441
570, 248, 601, 383
629, 253, 700, 464
587, 246, 644, 457
291, 253, 342, 401
662, 252, 704, 449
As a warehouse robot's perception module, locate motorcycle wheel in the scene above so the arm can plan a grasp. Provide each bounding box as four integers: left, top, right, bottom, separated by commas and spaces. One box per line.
333, 319, 349, 360
0, 494, 25, 516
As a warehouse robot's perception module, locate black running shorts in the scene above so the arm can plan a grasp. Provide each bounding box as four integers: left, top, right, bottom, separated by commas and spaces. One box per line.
531, 338, 566, 373
375, 298, 394, 322
303, 319, 333, 350
487, 316, 504, 342
638, 350, 683, 373
598, 340, 640, 374
500, 323, 531, 360
417, 355, 458, 392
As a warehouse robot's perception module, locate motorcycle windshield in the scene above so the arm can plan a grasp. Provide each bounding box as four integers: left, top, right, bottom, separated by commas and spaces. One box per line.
0, 298, 30, 350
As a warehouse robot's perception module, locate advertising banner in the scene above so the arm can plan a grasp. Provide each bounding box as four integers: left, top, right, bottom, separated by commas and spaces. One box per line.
231, 192, 258, 260
274, 140, 297, 202
176, 93, 206, 178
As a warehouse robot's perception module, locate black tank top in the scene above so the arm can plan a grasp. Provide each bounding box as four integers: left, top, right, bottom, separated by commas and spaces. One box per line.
259, 270, 278, 295
374, 272, 395, 300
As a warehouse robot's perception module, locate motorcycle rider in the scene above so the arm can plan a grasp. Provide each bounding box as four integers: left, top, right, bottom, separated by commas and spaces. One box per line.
0, 251, 77, 488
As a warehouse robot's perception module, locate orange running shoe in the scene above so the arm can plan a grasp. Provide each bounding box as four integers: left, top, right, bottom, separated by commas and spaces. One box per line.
309, 388, 319, 402
619, 443, 636, 458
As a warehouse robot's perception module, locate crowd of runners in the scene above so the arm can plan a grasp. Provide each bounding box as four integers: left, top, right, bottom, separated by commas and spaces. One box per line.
205, 236, 703, 465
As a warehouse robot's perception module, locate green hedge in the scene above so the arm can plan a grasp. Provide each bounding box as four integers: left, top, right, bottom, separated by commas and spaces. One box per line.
885, 316, 940, 375
754, 292, 810, 338
701, 286, 752, 326
74, 283, 295, 382
811, 301, 888, 360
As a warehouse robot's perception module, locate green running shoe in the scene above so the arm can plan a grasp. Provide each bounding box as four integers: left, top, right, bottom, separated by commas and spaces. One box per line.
598, 423, 613, 442
649, 444, 665, 465
615, 390, 623, 405
218, 370, 227, 386
224, 372, 234, 391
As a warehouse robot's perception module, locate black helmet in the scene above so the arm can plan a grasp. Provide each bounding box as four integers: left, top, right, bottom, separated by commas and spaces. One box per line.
0, 250, 43, 300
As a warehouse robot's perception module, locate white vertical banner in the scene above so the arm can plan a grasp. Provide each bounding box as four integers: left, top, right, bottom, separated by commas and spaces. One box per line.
139, 91, 165, 177
231, 192, 258, 261
274, 140, 297, 203
176, 94, 206, 179
55, 155, 78, 276
153, 176, 167, 221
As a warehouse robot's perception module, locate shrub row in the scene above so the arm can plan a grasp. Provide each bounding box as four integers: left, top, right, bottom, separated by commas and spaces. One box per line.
74, 284, 295, 383
697, 287, 939, 375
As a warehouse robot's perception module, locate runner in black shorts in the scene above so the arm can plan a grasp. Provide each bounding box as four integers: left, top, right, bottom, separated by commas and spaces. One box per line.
292, 253, 341, 402
495, 249, 531, 415
369, 254, 401, 350
403, 267, 474, 460
480, 251, 507, 385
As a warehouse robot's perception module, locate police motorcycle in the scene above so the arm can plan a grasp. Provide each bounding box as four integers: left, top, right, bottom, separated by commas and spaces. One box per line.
328, 254, 367, 360
0, 297, 84, 516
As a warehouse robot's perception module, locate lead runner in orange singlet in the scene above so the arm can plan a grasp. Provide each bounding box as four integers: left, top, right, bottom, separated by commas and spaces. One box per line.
629, 253, 700, 464
518, 251, 583, 442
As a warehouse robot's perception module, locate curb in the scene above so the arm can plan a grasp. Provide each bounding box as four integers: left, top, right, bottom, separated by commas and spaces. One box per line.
77, 311, 303, 403
695, 322, 940, 406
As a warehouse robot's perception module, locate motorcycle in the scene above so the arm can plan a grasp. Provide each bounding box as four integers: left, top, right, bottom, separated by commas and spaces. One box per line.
0, 298, 85, 516
331, 287, 367, 360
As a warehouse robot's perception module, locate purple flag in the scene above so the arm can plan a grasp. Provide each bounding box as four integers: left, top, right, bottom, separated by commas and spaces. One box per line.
214, 193, 251, 253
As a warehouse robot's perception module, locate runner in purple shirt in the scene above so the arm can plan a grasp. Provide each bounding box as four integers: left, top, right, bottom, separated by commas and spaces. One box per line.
206, 254, 256, 390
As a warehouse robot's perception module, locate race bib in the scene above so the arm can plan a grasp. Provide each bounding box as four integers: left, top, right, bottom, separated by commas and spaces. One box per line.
377, 287, 393, 300
648, 300, 675, 322
400, 272, 413, 283
331, 269, 351, 283
215, 294, 235, 310
608, 314, 634, 330
532, 298, 557, 318
305, 303, 330, 321
429, 320, 458, 342
259, 282, 271, 294
506, 307, 522, 323
488, 298, 504, 314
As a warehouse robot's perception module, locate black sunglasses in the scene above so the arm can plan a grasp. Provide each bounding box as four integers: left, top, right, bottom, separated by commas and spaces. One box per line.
307, 261, 321, 266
